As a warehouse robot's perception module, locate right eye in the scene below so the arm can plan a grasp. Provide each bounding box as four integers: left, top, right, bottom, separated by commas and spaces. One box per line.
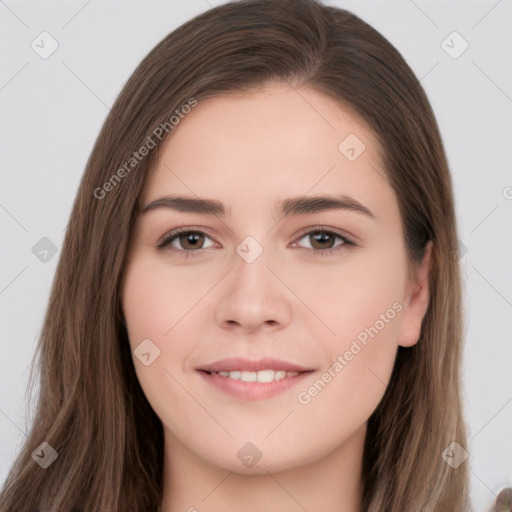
157, 228, 217, 256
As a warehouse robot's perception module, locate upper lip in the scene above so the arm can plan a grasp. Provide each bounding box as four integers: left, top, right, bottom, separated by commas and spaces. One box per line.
197, 357, 313, 373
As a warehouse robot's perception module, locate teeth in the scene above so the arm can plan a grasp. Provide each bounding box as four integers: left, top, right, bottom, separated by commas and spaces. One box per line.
241, 370, 257, 382
255, 369, 274, 383
213, 369, 300, 382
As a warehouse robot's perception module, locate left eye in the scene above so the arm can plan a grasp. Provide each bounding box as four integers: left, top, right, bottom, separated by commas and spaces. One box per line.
294, 230, 349, 251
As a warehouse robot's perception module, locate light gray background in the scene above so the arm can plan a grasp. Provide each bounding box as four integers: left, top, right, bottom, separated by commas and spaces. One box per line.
1, 1, 511, 510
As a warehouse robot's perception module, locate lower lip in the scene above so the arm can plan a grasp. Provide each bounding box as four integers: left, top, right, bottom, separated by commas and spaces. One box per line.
198, 371, 313, 400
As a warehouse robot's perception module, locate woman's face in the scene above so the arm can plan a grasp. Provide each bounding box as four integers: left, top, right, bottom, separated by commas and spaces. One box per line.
122, 85, 431, 474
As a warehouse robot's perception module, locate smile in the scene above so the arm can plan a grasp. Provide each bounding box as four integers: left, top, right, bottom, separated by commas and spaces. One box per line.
210, 369, 299, 382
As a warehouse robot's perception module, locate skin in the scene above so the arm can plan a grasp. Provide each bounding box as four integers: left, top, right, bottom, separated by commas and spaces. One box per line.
122, 84, 432, 512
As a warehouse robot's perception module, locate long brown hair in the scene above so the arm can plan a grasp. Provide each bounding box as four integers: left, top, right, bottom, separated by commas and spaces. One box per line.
0, 0, 470, 510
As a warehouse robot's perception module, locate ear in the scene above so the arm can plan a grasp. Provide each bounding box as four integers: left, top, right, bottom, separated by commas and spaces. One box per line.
398, 240, 433, 348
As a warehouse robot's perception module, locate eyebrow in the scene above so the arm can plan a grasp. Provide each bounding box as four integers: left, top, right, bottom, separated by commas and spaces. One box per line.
141, 194, 375, 219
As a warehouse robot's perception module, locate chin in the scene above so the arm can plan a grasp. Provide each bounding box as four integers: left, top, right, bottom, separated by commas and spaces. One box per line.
201, 439, 316, 476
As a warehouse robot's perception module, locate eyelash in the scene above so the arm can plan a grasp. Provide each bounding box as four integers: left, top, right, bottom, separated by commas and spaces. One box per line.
156, 226, 355, 259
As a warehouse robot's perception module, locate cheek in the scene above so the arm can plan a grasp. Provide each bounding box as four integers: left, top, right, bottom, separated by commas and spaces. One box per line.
288, 243, 407, 341
294, 283, 404, 445
294, 338, 398, 454
122, 258, 205, 347
122, 259, 192, 386
121, 259, 201, 427
290, 247, 405, 427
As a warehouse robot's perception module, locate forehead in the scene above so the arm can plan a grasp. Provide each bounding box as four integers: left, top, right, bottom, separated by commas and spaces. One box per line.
144, 85, 394, 221
157, 84, 380, 164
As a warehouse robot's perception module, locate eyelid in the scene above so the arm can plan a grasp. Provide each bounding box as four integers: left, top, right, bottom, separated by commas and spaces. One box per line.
156, 225, 218, 246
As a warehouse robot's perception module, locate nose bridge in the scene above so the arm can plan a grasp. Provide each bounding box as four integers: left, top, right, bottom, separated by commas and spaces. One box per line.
231, 233, 278, 299
214, 233, 292, 331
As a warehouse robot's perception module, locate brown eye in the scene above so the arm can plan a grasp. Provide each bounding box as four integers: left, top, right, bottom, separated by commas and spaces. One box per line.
308, 231, 337, 249
291, 228, 354, 257
177, 231, 206, 250
157, 229, 215, 252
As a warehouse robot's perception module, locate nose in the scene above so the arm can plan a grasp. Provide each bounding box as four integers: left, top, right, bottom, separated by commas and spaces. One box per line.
214, 242, 293, 333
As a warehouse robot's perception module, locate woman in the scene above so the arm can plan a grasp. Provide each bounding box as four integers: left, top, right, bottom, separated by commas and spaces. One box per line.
0, 0, 470, 510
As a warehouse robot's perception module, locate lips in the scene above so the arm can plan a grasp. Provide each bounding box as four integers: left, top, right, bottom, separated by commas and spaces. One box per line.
197, 357, 313, 374
196, 357, 314, 400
